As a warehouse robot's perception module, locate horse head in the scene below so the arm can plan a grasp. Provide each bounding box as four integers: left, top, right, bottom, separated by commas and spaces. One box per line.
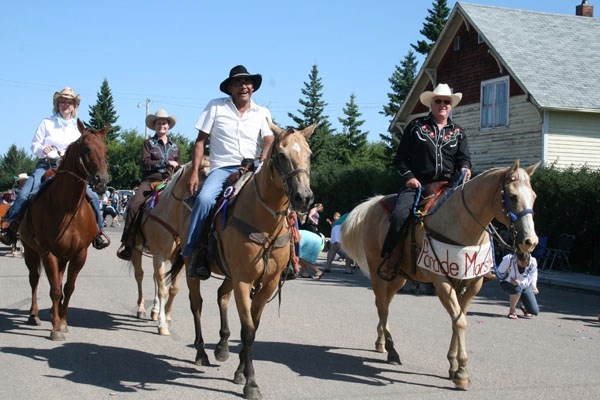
69, 119, 110, 194
498, 160, 540, 253
268, 122, 316, 213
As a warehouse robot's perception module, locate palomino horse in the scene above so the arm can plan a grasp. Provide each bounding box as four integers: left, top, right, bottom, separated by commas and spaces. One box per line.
341, 160, 539, 390
170, 123, 315, 400
20, 119, 109, 341
129, 160, 208, 335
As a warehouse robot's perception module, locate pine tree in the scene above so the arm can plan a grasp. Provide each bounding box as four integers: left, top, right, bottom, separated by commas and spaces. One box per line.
0, 145, 36, 190
411, 0, 450, 55
338, 93, 367, 163
287, 64, 335, 168
88, 78, 121, 141
379, 50, 418, 160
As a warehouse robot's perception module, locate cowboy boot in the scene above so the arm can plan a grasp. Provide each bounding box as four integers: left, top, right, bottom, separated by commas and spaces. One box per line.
93, 230, 110, 250
377, 246, 403, 282
0, 221, 19, 246
116, 243, 133, 261
189, 245, 211, 280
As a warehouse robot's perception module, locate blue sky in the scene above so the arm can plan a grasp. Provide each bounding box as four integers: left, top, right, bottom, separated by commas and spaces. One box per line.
0, 0, 583, 156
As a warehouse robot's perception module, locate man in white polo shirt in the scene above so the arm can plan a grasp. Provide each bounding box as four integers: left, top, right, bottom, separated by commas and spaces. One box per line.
182, 65, 274, 280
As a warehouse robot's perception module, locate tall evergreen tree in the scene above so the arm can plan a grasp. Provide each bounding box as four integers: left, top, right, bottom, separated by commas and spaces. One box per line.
88, 78, 121, 141
338, 93, 368, 163
411, 0, 450, 55
287, 64, 335, 168
379, 50, 418, 160
0, 145, 36, 190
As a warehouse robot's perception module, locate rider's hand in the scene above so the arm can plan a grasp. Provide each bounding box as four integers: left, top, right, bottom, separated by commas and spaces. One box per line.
188, 171, 199, 194
405, 178, 421, 189
461, 167, 472, 181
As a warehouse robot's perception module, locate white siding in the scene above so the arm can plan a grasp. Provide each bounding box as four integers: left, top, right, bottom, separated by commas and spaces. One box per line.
546, 111, 600, 168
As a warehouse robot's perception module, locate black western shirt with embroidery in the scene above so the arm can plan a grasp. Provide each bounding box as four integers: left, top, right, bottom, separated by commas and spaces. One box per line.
394, 114, 471, 185
141, 135, 181, 181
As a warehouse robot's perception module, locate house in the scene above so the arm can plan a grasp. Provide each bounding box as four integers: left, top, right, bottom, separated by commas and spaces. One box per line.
391, 1, 600, 171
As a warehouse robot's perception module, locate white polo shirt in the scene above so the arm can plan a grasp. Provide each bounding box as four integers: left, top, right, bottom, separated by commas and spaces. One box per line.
31, 114, 80, 159
195, 97, 273, 172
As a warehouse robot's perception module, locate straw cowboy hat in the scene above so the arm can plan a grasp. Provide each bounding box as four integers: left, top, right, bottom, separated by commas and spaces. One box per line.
219, 65, 262, 95
53, 87, 81, 108
419, 83, 462, 108
16, 173, 29, 181
145, 109, 177, 130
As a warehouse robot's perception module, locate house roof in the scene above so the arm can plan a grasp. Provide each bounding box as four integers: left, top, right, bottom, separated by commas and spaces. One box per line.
460, 2, 600, 111
391, 2, 600, 131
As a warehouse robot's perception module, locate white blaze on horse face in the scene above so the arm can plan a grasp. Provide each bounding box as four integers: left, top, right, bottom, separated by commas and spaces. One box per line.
292, 142, 301, 154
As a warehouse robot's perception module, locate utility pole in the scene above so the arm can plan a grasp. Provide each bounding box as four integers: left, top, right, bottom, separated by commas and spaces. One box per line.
144, 98, 151, 139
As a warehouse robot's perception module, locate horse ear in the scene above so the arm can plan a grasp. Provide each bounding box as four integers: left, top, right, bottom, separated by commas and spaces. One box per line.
77, 118, 86, 133
509, 159, 521, 174
268, 120, 283, 136
98, 125, 110, 137
302, 124, 318, 140
525, 161, 541, 176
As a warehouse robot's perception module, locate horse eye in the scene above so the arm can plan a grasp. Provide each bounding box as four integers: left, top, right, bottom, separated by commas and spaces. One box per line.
509, 194, 518, 202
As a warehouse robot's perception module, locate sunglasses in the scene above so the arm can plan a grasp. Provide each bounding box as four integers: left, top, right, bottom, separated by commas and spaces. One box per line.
434, 99, 452, 105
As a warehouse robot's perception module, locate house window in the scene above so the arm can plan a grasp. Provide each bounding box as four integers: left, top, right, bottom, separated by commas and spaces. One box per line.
454, 36, 460, 51
480, 77, 509, 128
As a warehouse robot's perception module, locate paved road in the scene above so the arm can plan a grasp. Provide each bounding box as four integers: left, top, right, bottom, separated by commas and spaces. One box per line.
1, 228, 599, 400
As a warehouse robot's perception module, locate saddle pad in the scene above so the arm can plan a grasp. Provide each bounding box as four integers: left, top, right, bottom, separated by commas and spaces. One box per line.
417, 236, 493, 279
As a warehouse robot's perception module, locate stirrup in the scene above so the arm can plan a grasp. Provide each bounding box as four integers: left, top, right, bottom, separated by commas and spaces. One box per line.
188, 248, 211, 280
376, 254, 400, 282
93, 231, 111, 250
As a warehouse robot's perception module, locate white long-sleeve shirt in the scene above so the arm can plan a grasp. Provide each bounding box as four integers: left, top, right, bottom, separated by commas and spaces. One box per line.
497, 254, 538, 290
31, 114, 80, 159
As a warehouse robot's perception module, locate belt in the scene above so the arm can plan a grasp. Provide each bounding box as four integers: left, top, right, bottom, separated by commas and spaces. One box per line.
37, 158, 61, 168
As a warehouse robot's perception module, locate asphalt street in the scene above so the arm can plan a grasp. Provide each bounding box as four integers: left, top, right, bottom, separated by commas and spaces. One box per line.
0, 227, 599, 400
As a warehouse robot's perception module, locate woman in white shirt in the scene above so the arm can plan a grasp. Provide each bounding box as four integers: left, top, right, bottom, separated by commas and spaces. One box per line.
497, 252, 540, 319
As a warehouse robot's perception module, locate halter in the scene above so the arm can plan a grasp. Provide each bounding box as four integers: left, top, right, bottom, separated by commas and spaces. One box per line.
502, 180, 534, 223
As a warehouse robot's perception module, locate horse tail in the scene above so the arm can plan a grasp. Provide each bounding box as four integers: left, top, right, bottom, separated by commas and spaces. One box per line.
165, 251, 185, 285
341, 195, 384, 273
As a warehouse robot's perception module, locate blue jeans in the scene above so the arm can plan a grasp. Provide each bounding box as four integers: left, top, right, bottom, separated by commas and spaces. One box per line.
500, 281, 540, 315
182, 166, 238, 256
7, 161, 103, 231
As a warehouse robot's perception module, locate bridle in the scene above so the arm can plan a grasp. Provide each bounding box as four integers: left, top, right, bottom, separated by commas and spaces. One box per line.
255, 130, 311, 217
57, 134, 101, 186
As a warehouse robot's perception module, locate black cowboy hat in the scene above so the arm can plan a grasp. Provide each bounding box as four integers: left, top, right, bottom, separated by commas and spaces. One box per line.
219, 65, 262, 95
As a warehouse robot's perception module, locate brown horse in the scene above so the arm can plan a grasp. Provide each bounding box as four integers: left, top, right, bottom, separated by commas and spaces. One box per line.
170, 123, 315, 399
129, 160, 208, 335
341, 160, 539, 390
20, 119, 109, 341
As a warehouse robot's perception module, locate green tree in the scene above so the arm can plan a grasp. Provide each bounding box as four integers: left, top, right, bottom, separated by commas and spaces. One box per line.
338, 93, 368, 164
88, 78, 121, 141
411, 0, 450, 55
380, 50, 418, 161
0, 145, 36, 190
106, 129, 144, 189
288, 64, 335, 168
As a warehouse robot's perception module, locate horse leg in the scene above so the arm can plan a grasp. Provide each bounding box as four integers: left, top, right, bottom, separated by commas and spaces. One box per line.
164, 263, 181, 323
231, 281, 261, 399
372, 276, 405, 364
153, 257, 170, 335
131, 250, 146, 319
24, 248, 41, 326
41, 255, 66, 341
59, 254, 87, 336
215, 279, 233, 362
432, 278, 473, 390
186, 275, 210, 366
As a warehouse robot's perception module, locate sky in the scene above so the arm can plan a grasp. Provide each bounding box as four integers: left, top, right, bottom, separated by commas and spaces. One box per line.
0, 0, 585, 156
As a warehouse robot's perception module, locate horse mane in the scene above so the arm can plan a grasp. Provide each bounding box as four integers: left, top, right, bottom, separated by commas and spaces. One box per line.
160, 162, 191, 197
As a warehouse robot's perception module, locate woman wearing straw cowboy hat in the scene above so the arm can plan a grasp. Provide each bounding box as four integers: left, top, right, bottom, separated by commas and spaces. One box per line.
0, 87, 109, 250
378, 83, 472, 280
181, 65, 274, 280
116, 108, 181, 261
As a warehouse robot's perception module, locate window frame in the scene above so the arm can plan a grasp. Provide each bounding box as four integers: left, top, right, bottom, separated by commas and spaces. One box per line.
480, 76, 509, 129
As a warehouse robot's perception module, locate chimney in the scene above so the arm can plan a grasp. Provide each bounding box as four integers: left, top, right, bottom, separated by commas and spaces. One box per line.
576, 0, 594, 17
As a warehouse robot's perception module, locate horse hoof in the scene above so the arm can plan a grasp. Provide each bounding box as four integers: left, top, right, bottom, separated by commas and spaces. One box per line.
214, 345, 230, 362
49, 331, 66, 341
151, 311, 159, 321
375, 344, 385, 353
453, 376, 470, 391
158, 327, 170, 336
386, 354, 402, 365
233, 371, 246, 385
27, 315, 41, 326
243, 384, 262, 400
137, 311, 146, 319
195, 355, 210, 367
